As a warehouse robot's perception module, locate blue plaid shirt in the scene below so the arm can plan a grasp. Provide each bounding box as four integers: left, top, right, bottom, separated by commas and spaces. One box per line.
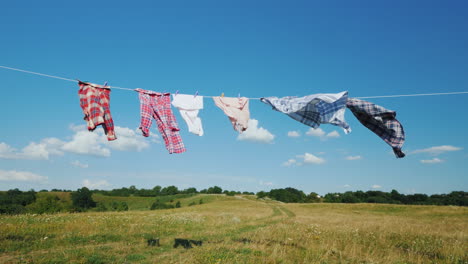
346, 98, 405, 158
260, 91, 351, 133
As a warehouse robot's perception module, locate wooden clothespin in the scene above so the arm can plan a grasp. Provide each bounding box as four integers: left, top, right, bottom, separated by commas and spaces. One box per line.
221, 92, 224, 97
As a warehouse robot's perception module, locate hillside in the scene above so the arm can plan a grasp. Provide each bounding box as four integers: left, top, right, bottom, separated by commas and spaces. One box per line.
0, 194, 467, 263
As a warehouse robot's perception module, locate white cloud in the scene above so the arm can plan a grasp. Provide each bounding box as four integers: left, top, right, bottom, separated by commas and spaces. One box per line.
0, 125, 153, 160
287, 131, 300, 138
371, 185, 382, 189
326, 131, 340, 138
305, 128, 340, 140
259, 181, 273, 186
346, 155, 362, 160
412, 145, 462, 155
0, 170, 48, 182
82, 179, 111, 189
343, 184, 351, 188
105, 127, 149, 151
420, 158, 444, 164
237, 119, 275, 144
282, 159, 297, 167
298, 153, 326, 165
0, 138, 65, 160
71, 160, 89, 168
306, 128, 325, 137
62, 130, 111, 157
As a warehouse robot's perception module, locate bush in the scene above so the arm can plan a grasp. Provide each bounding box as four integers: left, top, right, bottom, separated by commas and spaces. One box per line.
110, 201, 128, 211
27, 194, 64, 214
175, 201, 181, 208
150, 200, 174, 210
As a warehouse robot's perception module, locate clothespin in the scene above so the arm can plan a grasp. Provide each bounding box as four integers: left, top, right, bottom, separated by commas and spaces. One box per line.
194, 91, 198, 98
103, 81, 108, 88
175, 90, 179, 96
238, 93, 240, 99
221, 92, 224, 97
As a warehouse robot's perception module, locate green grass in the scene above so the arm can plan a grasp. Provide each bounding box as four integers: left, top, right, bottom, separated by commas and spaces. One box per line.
1, 194, 467, 263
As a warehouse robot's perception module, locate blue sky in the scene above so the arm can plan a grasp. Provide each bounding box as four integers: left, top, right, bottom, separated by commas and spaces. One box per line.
1, 0, 467, 195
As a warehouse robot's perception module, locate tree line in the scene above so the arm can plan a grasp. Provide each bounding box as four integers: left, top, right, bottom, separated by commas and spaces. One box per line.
1, 186, 466, 214
258, 188, 467, 206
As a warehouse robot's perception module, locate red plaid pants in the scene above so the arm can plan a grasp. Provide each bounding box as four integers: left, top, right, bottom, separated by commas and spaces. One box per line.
136, 89, 185, 154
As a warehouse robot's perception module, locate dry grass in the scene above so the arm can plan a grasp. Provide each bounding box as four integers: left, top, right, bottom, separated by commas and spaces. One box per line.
0, 195, 466, 263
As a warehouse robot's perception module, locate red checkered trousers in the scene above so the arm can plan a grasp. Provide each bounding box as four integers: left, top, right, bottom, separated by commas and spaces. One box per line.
78, 81, 117, 141
136, 89, 186, 154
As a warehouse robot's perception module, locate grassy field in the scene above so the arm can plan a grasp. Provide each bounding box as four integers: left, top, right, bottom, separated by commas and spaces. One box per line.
0, 194, 466, 264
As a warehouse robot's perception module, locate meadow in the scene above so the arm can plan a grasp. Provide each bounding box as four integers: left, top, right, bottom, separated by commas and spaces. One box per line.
0, 194, 466, 264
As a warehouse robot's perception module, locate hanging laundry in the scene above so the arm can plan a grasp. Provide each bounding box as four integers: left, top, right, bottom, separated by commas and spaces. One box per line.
213, 96, 250, 133
346, 98, 405, 158
171, 94, 204, 136
78, 81, 116, 141
136, 89, 186, 154
260, 91, 351, 133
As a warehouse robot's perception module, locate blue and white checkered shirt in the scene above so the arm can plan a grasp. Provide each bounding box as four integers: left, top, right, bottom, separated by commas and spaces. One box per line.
346, 98, 405, 158
260, 91, 351, 133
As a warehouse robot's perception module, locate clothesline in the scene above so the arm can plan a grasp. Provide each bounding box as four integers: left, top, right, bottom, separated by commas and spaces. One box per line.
1, 65, 468, 100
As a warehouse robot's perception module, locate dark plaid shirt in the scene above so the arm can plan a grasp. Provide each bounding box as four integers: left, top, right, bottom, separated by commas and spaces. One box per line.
346, 98, 405, 158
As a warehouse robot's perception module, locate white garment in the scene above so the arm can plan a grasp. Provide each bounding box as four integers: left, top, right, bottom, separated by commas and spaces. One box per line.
171, 94, 204, 136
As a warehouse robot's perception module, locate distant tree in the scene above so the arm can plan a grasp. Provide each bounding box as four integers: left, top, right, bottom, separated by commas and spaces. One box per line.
305, 192, 321, 203
71, 187, 96, 211
199, 189, 207, 194
183, 187, 197, 194
199, 199, 204, 204
207, 186, 222, 194
175, 201, 181, 208
152, 185, 162, 196
268, 187, 306, 203
256, 191, 267, 199
161, 186, 179, 195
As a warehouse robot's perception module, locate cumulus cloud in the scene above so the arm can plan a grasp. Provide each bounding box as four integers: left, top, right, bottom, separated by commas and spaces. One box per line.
82, 179, 111, 189
0, 125, 152, 160
346, 155, 362, 160
306, 128, 326, 137
343, 184, 351, 188
62, 131, 111, 157
259, 181, 273, 186
106, 127, 149, 151
71, 160, 89, 168
326, 131, 340, 138
0, 170, 48, 182
371, 185, 382, 189
420, 158, 444, 164
412, 145, 462, 155
282, 159, 297, 167
237, 119, 275, 144
298, 153, 326, 165
0, 138, 65, 160
305, 128, 340, 140
287, 131, 300, 138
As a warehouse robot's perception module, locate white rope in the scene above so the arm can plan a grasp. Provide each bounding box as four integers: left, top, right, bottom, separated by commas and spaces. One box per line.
0, 65, 76, 82
356, 91, 468, 99
1, 65, 467, 99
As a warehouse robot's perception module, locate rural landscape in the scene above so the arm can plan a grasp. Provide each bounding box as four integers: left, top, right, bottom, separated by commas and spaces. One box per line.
1, 187, 467, 263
